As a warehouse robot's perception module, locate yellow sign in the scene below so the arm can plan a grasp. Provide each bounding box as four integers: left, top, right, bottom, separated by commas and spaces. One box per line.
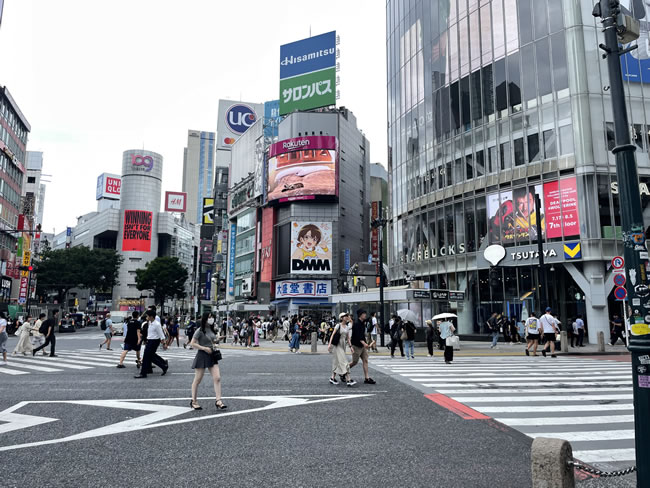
20, 270, 29, 278
22, 250, 31, 266
632, 323, 650, 336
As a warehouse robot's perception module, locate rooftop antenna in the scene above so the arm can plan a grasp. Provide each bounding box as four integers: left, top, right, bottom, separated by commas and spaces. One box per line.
309, 25, 311, 37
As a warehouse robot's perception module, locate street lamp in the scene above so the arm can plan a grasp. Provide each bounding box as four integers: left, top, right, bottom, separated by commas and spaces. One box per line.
371, 206, 388, 347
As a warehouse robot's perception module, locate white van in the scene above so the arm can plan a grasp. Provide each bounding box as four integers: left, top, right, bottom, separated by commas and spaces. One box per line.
109, 311, 129, 336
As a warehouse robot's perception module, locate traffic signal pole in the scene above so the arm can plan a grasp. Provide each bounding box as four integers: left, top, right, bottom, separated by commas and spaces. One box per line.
595, 1, 650, 482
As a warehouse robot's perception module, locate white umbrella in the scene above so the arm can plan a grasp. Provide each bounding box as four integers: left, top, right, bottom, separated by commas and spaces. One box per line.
432, 312, 457, 321
397, 309, 418, 323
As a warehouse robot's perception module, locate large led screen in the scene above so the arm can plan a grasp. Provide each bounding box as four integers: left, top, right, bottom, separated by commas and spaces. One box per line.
267, 136, 337, 203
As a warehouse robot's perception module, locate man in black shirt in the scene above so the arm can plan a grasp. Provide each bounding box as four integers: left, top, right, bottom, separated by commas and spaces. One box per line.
348, 309, 376, 384
117, 311, 142, 368
33, 309, 58, 357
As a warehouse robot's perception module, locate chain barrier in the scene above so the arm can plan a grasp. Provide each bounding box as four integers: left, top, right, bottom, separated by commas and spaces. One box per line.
568, 460, 636, 477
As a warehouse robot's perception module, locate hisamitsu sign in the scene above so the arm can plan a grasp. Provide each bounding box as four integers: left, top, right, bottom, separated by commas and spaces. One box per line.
122, 210, 153, 252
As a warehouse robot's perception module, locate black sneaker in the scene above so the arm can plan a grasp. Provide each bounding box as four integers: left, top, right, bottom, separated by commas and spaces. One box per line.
542, 350, 547, 357
551, 354, 557, 358
329, 377, 339, 385
116, 364, 125, 368
525, 349, 530, 356
347, 380, 357, 387
364, 378, 376, 384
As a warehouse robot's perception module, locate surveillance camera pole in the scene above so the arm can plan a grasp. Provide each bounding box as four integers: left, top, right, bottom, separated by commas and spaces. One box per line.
595, 1, 650, 483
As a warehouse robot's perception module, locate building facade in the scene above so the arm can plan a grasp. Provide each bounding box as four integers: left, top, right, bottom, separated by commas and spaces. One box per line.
182, 130, 215, 225
386, 0, 650, 341
25, 151, 46, 228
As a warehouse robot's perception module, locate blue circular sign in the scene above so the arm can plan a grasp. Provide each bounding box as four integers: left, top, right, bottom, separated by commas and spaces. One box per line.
225, 104, 257, 135
614, 286, 627, 300
614, 273, 626, 287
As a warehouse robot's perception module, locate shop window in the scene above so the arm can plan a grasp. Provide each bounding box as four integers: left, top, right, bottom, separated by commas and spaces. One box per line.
514, 138, 525, 166
476, 196, 488, 247
543, 129, 557, 159
500, 141, 512, 169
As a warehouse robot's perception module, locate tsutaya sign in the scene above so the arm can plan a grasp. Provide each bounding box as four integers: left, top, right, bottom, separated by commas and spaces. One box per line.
477, 242, 569, 268
400, 243, 467, 263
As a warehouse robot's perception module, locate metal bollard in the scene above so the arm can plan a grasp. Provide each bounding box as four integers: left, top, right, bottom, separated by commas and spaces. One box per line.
311, 332, 318, 353
561, 331, 568, 353
531, 437, 575, 488
597, 331, 605, 353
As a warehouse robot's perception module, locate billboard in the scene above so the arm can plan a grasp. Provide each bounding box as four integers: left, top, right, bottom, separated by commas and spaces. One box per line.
122, 210, 153, 252
202, 198, 214, 225
264, 100, 281, 141
275, 280, 331, 298
267, 136, 337, 203
620, 0, 650, 82
164, 191, 187, 212
486, 177, 579, 243
279, 31, 336, 115
290, 221, 332, 274
228, 222, 237, 295
216, 99, 264, 149
96, 173, 121, 200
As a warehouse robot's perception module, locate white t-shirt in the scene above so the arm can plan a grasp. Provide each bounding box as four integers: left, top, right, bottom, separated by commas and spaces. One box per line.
540, 314, 558, 333
0, 317, 7, 333
371, 316, 378, 335
525, 317, 540, 334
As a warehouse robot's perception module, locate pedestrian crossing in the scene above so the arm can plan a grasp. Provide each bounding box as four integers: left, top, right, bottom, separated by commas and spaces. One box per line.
0, 346, 283, 376
369, 356, 635, 469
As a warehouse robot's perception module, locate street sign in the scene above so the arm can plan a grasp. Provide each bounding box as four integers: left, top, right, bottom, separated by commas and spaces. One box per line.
615, 286, 628, 301
614, 273, 627, 287
612, 256, 625, 269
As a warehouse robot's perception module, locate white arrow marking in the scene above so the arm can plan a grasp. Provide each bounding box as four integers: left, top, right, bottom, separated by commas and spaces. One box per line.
0, 402, 58, 434
0, 394, 372, 452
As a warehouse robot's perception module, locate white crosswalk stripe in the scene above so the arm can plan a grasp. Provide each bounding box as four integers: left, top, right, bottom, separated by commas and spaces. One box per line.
0, 346, 285, 376
370, 356, 635, 469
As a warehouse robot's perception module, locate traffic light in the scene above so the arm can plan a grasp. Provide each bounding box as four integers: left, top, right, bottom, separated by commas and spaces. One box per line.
18, 265, 33, 272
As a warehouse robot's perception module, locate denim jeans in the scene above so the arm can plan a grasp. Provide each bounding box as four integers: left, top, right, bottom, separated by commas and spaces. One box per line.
404, 340, 414, 357
491, 331, 499, 347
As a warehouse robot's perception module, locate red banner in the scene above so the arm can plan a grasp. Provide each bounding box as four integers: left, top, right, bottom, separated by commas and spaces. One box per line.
543, 177, 580, 239
122, 210, 153, 252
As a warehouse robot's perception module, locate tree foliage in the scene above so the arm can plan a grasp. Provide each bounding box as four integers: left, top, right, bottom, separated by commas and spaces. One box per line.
34, 246, 123, 303
135, 257, 188, 309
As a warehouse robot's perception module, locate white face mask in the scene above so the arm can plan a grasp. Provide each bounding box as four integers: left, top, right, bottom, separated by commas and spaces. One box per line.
207, 318, 215, 325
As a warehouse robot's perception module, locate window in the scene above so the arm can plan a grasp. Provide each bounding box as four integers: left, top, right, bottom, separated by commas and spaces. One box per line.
27, 176, 36, 184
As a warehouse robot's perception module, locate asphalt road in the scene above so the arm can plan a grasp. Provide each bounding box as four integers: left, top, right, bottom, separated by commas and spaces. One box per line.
1, 329, 535, 487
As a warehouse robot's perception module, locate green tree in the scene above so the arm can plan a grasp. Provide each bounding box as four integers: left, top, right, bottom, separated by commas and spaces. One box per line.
34, 246, 123, 303
135, 257, 188, 310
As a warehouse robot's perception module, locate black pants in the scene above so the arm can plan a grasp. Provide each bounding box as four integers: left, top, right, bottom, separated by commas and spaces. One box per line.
426, 338, 434, 356
611, 329, 626, 345
577, 328, 584, 347
391, 339, 404, 357
437, 336, 445, 350
444, 345, 454, 362
34, 334, 56, 356
140, 339, 166, 376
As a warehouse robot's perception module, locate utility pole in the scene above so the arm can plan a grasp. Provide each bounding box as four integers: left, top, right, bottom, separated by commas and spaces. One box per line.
371, 206, 387, 347
534, 194, 547, 310
594, 1, 649, 483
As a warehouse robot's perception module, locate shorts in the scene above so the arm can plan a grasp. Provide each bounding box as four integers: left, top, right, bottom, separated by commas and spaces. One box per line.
527, 333, 539, 341
124, 342, 139, 351
350, 346, 368, 366
544, 332, 556, 343
104, 332, 112, 339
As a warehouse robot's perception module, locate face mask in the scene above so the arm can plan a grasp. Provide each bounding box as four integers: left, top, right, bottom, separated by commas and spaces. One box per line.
207, 318, 215, 325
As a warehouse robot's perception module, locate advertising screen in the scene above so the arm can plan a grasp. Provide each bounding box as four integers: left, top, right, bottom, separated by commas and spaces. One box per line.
164, 191, 187, 212
543, 177, 580, 238
290, 221, 332, 275
620, 0, 650, 83
267, 136, 337, 203
202, 198, 215, 225
122, 210, 153, 252
486, 177, 579, 243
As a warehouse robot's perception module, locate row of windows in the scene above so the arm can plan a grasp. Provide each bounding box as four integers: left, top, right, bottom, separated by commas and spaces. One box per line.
0, 150, 25, 189
0, 123, 25, 166
0, 97, 28, 145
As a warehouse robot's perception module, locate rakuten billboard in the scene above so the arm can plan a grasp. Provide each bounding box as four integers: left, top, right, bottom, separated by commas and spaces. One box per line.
96, 173, 121, 200
267, 136, 338, 203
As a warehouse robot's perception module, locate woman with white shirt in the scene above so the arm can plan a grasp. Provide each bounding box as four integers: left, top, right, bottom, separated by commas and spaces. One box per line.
189, 312, 227, 410
439, 320, 456, 364
328, 312, 356, 387
12, 316, 33, 355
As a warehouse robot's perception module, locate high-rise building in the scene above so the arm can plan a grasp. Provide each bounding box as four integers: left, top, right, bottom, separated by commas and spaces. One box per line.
385, 0, 650, 343
182, 131, 215, 225
25, 151, 46, 228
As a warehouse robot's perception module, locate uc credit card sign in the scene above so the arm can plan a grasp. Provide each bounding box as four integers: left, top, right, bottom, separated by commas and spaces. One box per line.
280, 31, 336, 79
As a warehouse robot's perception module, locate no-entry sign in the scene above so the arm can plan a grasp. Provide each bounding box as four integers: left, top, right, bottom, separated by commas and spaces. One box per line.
614, 286, 628, 301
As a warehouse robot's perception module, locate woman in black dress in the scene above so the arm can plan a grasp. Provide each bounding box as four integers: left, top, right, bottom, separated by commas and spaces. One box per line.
189, 312, 227, 411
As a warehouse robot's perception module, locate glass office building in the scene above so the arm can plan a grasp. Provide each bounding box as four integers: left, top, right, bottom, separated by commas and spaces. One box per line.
386, 0, 650, 341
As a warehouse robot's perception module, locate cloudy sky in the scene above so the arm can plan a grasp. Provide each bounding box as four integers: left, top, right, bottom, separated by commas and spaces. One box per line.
0, 0, 387, 234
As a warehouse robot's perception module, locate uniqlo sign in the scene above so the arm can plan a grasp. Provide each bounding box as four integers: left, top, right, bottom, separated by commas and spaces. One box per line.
96, 173, 122, 200
105, 177, 121, 196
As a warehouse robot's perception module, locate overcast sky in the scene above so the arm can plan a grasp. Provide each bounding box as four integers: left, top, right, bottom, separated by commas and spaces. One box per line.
0, 0, 387, 234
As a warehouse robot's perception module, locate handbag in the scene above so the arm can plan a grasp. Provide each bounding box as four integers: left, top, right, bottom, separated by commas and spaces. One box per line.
331, 326, 341, 346
211, 348, 223, 362
400, 329, 408, 341
446, 336, 460, 350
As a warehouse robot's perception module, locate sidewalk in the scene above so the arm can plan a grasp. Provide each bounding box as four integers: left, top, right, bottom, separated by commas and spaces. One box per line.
217, 335, 632, 357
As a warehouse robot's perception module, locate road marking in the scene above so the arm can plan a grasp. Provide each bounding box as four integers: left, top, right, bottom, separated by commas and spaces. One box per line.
497, 415, 635, 426
1, 363, 61, 372
453, 394, 633, 403
573, 448, 636, 463
435, 387, 628, 394
0, 367, 29, 375
0, 410, 58, 434
0, 394, 373, 452
9, 357, 92, 370
530, 430, 635, 442
425, 393, 489, 420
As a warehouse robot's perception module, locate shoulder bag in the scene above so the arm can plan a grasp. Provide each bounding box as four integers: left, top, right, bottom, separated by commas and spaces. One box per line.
211, 347, 223, 362
331, 325, 341, 346
400, 328, 408, 341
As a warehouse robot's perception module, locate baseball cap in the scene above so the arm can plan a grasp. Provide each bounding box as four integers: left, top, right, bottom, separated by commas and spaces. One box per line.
339, 312, 349, 319
545, 307, 552, 312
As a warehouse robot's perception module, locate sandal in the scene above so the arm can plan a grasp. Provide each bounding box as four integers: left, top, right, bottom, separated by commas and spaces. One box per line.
189, 400, 202, 410
215, 400, 227, 410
